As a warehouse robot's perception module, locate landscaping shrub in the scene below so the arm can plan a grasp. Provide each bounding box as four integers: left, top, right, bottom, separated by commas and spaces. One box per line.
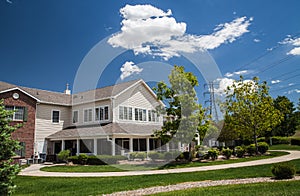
271, 162, 296, 179
78, 154, 88, 165
257, 142, 269, 154
175, 152, 185, 161
129, 152, 137, 160
68, 156, 79, 164
222, 148, 233, 159
135, 152, 146, 160
148, 151, 160, 161
235, 146, 246, 158
291, 138, 300, 146
271, 136, 290, 145
246, 144, 256, 156
207, 148, 219, 160
57, 150, 70, 163
257, 137, 266, 143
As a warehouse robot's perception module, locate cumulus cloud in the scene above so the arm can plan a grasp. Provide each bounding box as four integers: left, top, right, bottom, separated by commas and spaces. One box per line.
214, 77, 254, 95
280, 36, 300, 56
108, 4, 252, 60
224, 70, 249, 77
120, 61, 143, 80
271, 80, 281, 84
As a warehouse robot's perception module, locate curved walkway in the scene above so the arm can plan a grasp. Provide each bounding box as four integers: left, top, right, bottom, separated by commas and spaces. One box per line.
19, 150, 300, 177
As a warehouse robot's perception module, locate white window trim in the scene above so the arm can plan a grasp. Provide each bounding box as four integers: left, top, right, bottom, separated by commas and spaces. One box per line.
95, 105, 110, 122
119, 106, 133, 121
5, 106, 24, 121
72, 110, 79, 124
83, 108, 93, 123
51, 110, 60, 124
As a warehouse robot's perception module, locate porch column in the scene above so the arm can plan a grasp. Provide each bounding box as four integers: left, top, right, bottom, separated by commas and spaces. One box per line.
61, 140, 65, 151
146, 138, 150, 152
178, 141, 182, 151
76, 139, 80, 155
111, 138, 115, 156
166, 142, 170, 152
129, 138, 133, 152
93, 138, 97, 155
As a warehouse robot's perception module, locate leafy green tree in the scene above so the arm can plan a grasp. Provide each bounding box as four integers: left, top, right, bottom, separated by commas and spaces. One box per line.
153, 66, 209, 158
0, 99, 21, 195
272, 96, 297, 136
222, 76, 282, 154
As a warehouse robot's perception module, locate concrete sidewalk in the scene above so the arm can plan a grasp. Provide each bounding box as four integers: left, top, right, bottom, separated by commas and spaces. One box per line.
19, 150, 300, 177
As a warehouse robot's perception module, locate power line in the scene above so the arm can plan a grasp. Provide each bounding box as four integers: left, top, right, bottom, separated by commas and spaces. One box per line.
204, 82, 219, 121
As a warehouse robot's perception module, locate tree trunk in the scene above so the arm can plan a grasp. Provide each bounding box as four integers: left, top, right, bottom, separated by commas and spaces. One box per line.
253, 128, 259, 155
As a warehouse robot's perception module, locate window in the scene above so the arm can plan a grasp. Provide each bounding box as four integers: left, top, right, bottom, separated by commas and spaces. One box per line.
148, 110, 158, 122
84, 109, 92, 122
5, 106, 26, 121
52, 110, 60, 123
15, 142, 26, 157
95, 106, 109, 121
134, 108, 147, 121
119, 106, 133, 120
72, 111, 78, 123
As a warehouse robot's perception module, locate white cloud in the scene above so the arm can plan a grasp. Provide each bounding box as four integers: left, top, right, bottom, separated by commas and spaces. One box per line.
214, 77, 255, 95
271, 80, 281, 84
108, 4, 252, 60
280, 36, 300, 56
224, 70, 249, 77
287, 89, 300, 94
288, 83, 295, 86
253, 38, 260, 43
120, 61, 143, 80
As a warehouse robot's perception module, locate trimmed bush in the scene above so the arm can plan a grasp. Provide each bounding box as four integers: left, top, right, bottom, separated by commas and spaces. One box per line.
208, 148, 219, 160
68, 155, 79, 164
257, 142, 269, 154
235, 146, 246, 158
148, 151, 160, 161
129, 152, 146, 160
57, 150, 70, 163
271, 162, 296, 179
222, 148, 233, 159
246, 144, 256, 156
291, 138, 300, 146
271, 136, 290, 145
68, 155, 126, 165
257, 137, 266, 143
78, 154, 88, 165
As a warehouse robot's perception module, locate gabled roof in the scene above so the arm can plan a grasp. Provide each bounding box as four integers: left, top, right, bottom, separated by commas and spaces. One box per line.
0, 79, 162, 106
0, 81, 71, 105
46, 123, 162, 139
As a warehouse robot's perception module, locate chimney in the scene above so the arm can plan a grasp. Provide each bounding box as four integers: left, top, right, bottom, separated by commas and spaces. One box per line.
64, 83, 71, 95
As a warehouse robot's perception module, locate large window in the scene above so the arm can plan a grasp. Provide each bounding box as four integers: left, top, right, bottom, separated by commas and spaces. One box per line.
52, 110, 60, 123
119, 106, 133, 120
95, 106, 109, 121
134, 108, 147, 121
148, 110, 159, 122
72, 110, 78, 124
84, 108, 93, 122
5, 106, 26, 121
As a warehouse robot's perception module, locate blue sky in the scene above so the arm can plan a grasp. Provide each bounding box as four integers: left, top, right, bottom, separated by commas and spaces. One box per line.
0, 0, 300, 105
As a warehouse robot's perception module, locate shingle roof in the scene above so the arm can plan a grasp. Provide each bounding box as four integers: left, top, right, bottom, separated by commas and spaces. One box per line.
46, 123, 162, 139
0, 79, 141, 106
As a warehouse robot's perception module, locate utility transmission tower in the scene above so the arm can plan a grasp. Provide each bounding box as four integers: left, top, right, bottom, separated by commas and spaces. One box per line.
204, 82, 219, 121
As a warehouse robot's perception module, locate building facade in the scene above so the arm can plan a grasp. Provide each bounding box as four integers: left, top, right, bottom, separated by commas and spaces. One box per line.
0, 80, 169, 158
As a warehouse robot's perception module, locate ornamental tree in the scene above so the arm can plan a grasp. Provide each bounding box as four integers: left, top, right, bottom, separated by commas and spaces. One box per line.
153, 66, 209, 159
0, 99, 21, 195
222, 76, 282, 154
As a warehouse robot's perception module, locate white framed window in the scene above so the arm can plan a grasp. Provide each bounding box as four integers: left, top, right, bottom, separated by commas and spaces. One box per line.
84, 108, 93, 122
95, 106, 109, 121
72, 110, 79, 124
148, 110, 159, 122
5, 106, 26, 121
52, 110, 60, 123
119, 106, 133, 120
134, 108, 147, 121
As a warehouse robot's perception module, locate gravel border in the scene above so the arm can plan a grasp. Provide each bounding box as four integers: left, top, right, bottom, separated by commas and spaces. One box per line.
103, 176, 300, 196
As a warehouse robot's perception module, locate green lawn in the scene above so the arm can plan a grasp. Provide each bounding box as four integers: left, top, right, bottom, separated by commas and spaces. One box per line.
269, 144, 300, 151
14, 158, 300, 195
41, 151, 287, 172
153, 180, 300, 196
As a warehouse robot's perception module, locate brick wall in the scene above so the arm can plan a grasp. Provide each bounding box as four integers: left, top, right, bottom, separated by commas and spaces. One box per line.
0, 89, 37, 158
